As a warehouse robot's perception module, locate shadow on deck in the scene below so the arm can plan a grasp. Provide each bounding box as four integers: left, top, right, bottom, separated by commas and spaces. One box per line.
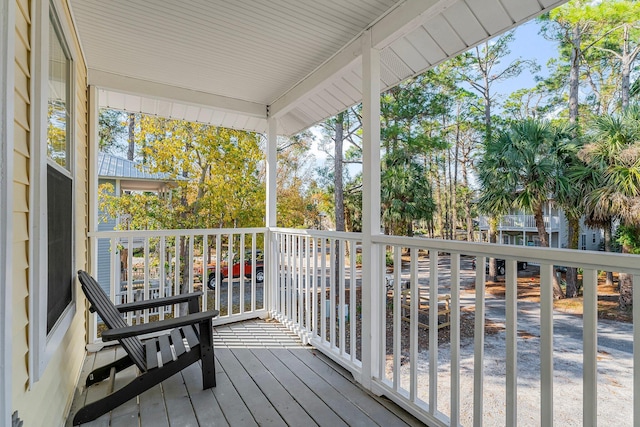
66, 319, 422, 426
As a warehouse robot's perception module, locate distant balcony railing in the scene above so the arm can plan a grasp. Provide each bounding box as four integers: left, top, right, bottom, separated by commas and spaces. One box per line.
478, 214, 560, 231
89, 227, 639, 426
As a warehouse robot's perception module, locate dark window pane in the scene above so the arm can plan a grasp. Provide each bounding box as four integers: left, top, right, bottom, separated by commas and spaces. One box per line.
47, 165, 72, 333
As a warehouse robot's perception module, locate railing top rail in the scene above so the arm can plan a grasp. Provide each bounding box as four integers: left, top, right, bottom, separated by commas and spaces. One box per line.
374, 234, 640, 274
270, 227, 363, 240
90, 227, 268, 238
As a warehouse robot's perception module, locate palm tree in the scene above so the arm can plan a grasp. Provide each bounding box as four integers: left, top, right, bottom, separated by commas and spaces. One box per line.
478, 119, 575, 297
579, 105, 640, 310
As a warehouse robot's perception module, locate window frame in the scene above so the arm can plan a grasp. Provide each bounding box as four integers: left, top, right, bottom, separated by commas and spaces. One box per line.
29, 0, 77, 383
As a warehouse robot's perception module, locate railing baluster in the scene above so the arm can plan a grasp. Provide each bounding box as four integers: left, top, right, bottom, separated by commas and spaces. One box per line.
540, 263, 554, 426
410, 248, 418, 402
474, 256, 486, 426
635, 273, 639, 427
393, 245, 401, 391
506, 259, 518, 426
339, 239, 346, 356
143, 238, 150, 324
127, 237, 133, 325
188, 235, 194, 294
330, 238, 336, 348
450, 253, 461, 427
239, 233, 245, 315
215, 233, 221, 313
321, 237, 327, 343
312, 237, 318, 339
202, 234, 208, 312
583, 268, 598, 426
429, 249, 438, 413
227, 233, 233, 317
350, 239, 356, 362
251, 232, 256, 313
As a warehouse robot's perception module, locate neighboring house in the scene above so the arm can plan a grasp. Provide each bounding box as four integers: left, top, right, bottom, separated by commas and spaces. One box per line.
96, 152, 177, 295
478, 205, 604, 250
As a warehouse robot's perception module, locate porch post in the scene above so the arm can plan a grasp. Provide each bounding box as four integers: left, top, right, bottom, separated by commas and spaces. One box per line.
87, 85, 99, 342
0, 0, 14, 423
265, 116, 278, 315
360, 29, 381, 390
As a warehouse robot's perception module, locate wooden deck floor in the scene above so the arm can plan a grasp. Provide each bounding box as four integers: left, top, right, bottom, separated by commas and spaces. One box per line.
66, 319, 422, 426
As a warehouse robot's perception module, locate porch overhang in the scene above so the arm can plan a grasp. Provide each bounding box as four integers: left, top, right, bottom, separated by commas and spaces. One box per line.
70, 0, 567, 137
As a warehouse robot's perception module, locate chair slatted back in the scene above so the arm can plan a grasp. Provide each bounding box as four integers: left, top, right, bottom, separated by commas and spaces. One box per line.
78, 270, 147, 371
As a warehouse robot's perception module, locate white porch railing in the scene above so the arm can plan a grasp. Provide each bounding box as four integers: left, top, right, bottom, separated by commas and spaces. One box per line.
88, 228, 268, 342
478, 214, 561, 231
89, 226, 639, 426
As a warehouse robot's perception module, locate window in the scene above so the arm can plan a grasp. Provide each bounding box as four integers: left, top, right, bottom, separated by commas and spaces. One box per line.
31, 2, 75, 381
46, 9, 73, 333
581, 234, 587, 251
593, 233, 596, 244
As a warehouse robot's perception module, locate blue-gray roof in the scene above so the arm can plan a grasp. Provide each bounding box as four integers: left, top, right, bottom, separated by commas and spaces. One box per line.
98, 152, 175, 182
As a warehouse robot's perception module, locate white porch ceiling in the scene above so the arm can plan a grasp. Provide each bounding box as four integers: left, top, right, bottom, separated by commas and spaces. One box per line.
70, 0, 566, 136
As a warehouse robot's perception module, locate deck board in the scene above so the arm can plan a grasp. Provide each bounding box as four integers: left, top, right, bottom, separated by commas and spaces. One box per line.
68, 319, 420, 426
232, 347, 317, 426
181, 363, 229, 427
255, 348, 348, 427
215, 348, 285, 425
139, 384, 169, 427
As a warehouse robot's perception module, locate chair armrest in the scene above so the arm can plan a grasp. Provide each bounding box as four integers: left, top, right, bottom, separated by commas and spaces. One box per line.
101, 309, 219, 341
115, 292, 203, 313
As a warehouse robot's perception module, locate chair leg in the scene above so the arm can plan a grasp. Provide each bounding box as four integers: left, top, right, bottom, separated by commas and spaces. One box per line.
86, 355, 134, 387
198, 320, 216, 389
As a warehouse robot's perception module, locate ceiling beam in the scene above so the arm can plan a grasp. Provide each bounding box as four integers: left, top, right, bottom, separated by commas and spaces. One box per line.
268, 0, 452, 118
89, 69, 267, 118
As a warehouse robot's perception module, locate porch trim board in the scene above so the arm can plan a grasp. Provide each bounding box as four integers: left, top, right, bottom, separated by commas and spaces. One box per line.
0, 0, 16, 423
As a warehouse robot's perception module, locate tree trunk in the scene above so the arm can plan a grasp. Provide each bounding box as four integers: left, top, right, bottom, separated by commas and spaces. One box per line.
568, 25, 581, 126
127, 113, 135, 161
604, 223, 613, 287
451, 119, 460, 241
535, 205, 564, 298
334, 113, 345, 285
334, 113, 345, 233
488, 217, 497, 281
434, 155, 444, 237
534, 205, 549, 248
565, 213, 580, 298
619, 231, 637, 310
461, 149, 473, 241
620, 25, 632, 111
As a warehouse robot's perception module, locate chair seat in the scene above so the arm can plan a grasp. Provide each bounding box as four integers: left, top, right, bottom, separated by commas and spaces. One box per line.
145, 324, 200, 370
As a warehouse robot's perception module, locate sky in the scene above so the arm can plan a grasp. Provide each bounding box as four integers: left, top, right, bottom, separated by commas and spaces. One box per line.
308, 19, 561, 172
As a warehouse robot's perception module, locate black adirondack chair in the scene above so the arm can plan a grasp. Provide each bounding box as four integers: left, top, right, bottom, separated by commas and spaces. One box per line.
73, 270, 219, 425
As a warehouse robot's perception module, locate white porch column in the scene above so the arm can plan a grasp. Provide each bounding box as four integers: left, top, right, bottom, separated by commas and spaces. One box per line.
360, 30, 382, 390
0, 0, 14, 424
88, 85, 99, 342
265, 117, 278, 315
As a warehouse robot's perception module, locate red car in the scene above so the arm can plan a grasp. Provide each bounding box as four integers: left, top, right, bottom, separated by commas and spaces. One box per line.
204, 250, 264, 289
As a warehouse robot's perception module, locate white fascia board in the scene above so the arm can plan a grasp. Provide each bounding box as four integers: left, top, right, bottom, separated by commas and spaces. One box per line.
370, 0, 456, 48
89, 69, 267, 119
269, 0, 453, 119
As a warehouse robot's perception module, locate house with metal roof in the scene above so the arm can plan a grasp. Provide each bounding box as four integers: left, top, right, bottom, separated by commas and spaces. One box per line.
96, 152, 179, 296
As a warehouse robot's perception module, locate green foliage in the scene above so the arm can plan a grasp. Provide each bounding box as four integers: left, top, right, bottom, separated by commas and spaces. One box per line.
99, 115, 265, 231
616, 225, 640, 254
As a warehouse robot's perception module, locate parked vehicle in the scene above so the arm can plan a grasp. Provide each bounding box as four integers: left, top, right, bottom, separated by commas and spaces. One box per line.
202, 250, 264, 289
472, 258, 528, 276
